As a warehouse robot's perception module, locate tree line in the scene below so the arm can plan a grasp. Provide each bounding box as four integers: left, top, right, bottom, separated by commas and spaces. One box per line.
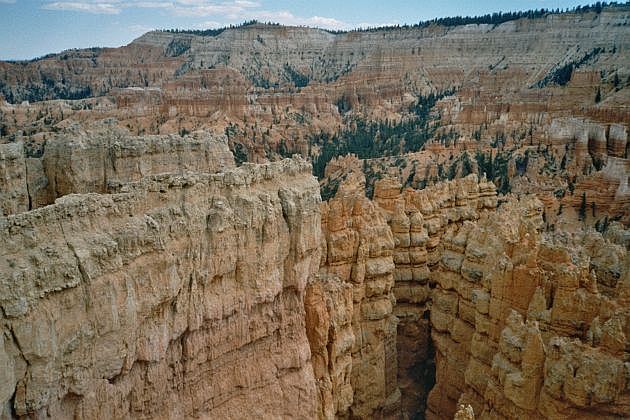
157, 3, 627, 38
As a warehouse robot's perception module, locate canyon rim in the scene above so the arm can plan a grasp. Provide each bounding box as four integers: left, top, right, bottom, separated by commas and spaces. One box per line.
0, 2, 629, 419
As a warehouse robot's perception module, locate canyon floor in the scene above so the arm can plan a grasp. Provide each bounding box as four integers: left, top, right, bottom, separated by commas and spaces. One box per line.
0, 4, 629, 419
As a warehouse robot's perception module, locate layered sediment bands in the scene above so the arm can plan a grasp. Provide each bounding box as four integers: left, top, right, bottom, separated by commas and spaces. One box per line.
42, 127, 235, 198
0, 158, 322, 418
371, 174, 498, 418
0, 127, 235, 213
318, 174, 401, 418
425, 196, 542, 419
305, 276, 354, 419
0, 142, 29, 216
418, 195, 629, 419
1, 145, 628, 419
3, 9, 629, 105
363, 173, 628, 419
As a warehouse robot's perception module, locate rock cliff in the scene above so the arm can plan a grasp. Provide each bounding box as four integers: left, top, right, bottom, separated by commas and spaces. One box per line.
1, 7, 627, 233
0, 4, 628, 419
318, 173, 400, 418
1, 158, 322, 418
0, 125, 234, 214
316, 171, 628, 419
1, 150, 627, 419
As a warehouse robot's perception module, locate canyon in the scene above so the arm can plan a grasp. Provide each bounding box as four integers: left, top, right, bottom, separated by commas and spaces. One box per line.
1, 135, 627, 418
0, 4, 629, 420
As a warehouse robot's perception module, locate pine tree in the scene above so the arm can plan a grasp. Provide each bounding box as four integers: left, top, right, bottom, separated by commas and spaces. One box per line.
579, 192, 587, 221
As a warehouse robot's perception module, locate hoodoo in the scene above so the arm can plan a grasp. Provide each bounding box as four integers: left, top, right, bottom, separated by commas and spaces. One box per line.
0, 2, 628, 419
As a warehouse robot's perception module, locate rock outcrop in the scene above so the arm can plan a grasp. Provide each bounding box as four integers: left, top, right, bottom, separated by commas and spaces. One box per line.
318, 173, 400, 418
305, 275, 354, 419
0, 158, 322, 418
372, 174, 498, 418
0, 142, 29, 216
0, 125, 235, 213
1, 152, 627, 419
320, 171, 629, 419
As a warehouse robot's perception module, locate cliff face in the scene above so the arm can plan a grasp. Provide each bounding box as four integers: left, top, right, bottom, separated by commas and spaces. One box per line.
316, 172, 628, 419
0, 7, 628, 417
0, 147, 627, 419
430, 197, 629, 419
0, 158, 322, 418
0, 126, 234, 214
0, 142, 29, 215
317, 173, 400, 418
2, 10, 628, 104
373, 174, 499, 418
1, 8, 628, 232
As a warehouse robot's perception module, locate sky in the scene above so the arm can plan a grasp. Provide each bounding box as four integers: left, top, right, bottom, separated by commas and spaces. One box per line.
1, 1, 597, 60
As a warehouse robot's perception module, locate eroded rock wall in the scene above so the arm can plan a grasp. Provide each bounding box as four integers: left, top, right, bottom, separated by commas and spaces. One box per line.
366, 173, 628, 419
0, 158, 321, 419
371, 174, 498, 418
318, 174, 400, 418
397, 189, 629, 419
467, 209, 630, 419
41, 127, 235, 207
0, 126, 235, 214
1, 146, 627, 420
305, 275, 354, 419
0, 142, 29, 216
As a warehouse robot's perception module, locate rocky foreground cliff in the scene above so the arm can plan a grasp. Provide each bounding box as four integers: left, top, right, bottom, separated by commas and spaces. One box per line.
0, 144, 323, 418
1, 133, 628, 418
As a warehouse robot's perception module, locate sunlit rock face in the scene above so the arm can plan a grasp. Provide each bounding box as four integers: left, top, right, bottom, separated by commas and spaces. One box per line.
318, 172, 628, 420
0, 158, 323, 419
1, 157, 627, 419
318, 172, 400, 418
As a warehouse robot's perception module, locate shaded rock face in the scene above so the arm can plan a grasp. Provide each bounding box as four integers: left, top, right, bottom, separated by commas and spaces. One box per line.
304, 276, 354, 419
320, 172, 628, 419
1, 8, 627, 237
0, 158, 322, 419
372, 174, 499, 418
0, 142, 29, 215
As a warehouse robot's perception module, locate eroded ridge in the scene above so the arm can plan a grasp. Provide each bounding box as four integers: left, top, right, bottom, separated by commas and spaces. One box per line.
1, 157, 322, 419
1, 159, 627, 419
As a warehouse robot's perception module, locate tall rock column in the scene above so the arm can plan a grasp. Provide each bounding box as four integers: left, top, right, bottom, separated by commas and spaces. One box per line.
373, 174, 498, 419
318, 173, 401, 418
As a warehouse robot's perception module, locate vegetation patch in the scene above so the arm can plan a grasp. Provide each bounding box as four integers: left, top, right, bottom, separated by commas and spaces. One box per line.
312, 90, 453, 178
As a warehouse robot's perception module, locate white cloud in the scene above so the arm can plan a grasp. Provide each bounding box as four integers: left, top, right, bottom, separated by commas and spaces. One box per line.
169, 2, 259, 18
129, 23, 155, 34
44, 2, 123, 14
39, 0, 387, 31
195, 20, 224, 29
41, 0, 261, 16
248, 10, 348, 30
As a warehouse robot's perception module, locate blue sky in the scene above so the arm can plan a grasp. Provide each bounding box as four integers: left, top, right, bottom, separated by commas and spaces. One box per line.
1, 1, 594, 60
